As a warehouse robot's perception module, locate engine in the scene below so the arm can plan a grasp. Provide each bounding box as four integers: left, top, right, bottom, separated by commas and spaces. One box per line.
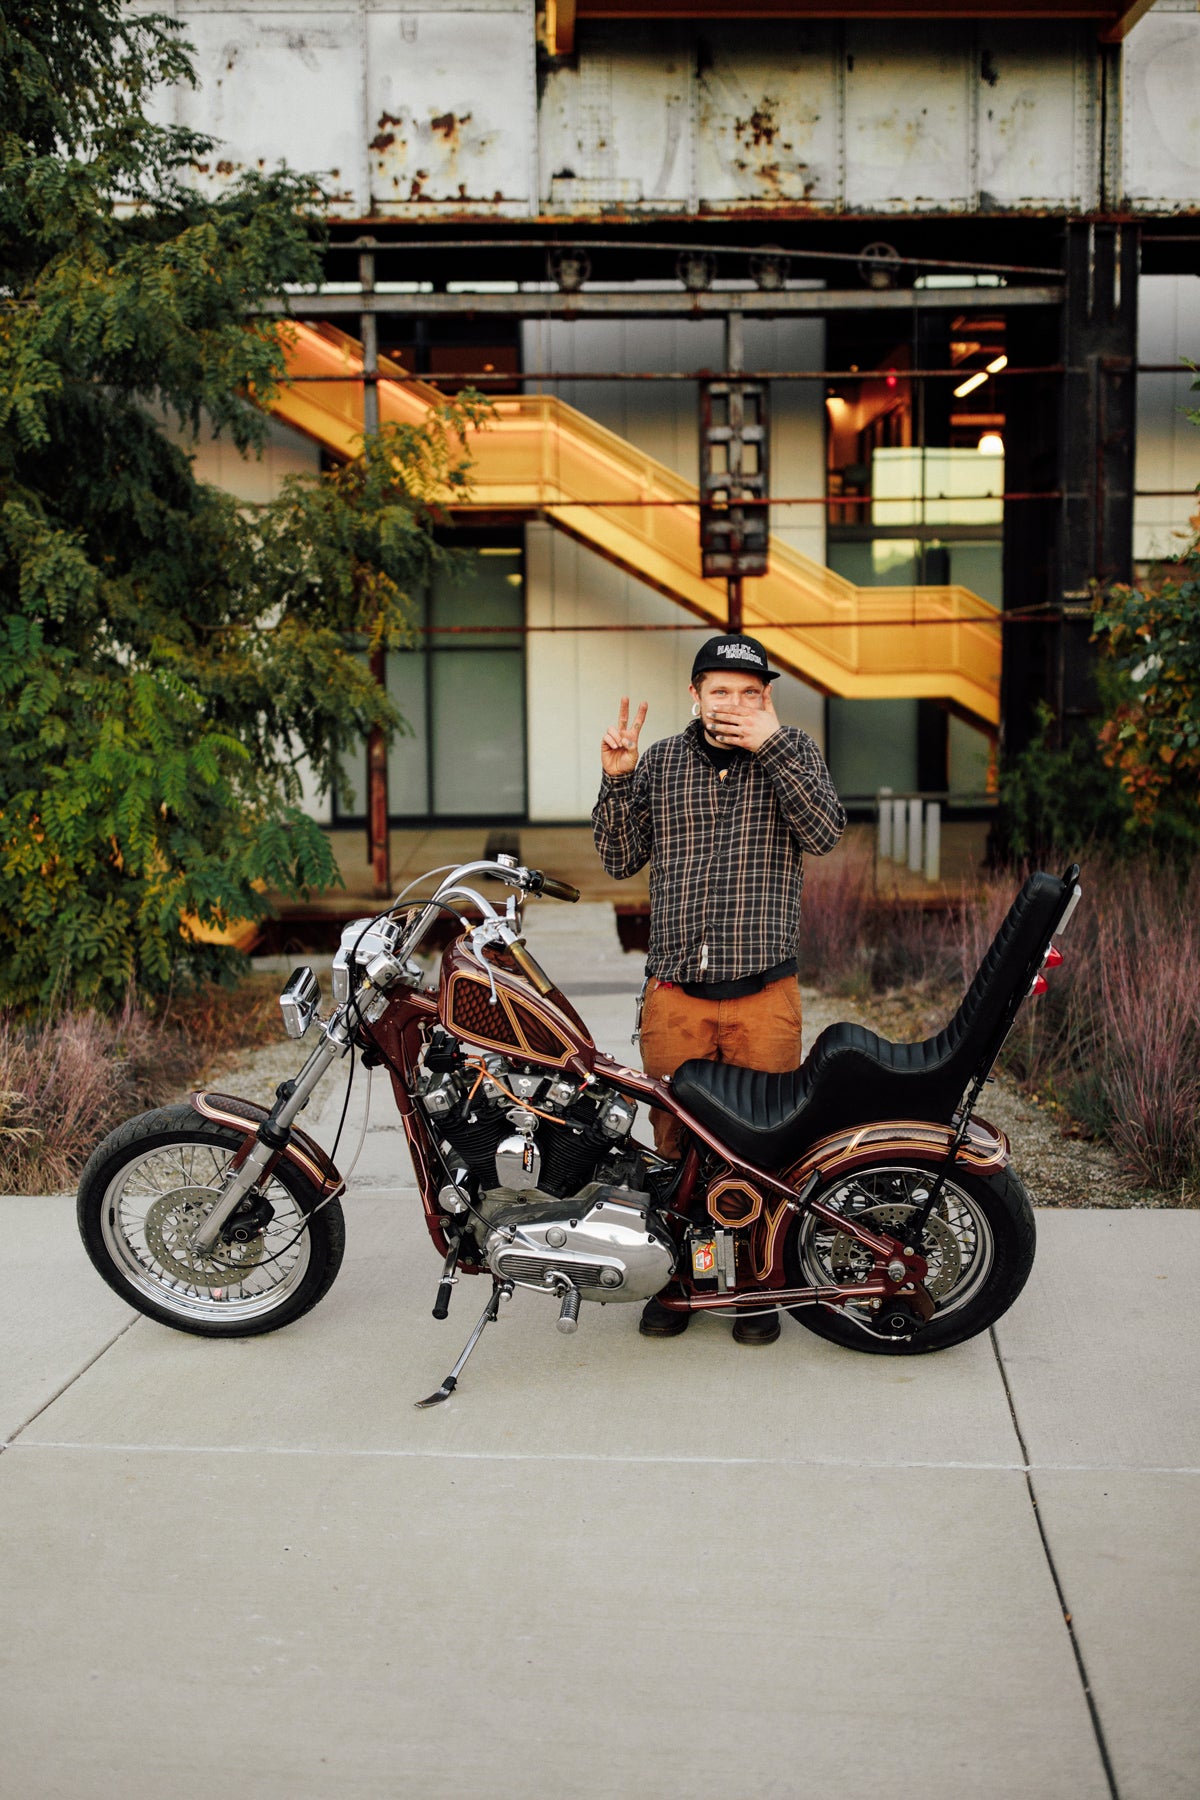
414, 1027, 646, 1204
414, 1027, 675, 1304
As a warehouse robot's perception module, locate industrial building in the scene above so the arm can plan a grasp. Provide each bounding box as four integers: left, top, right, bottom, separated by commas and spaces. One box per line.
149, 0, 1200, 852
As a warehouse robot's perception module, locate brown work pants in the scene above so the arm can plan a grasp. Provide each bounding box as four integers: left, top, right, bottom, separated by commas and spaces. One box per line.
639, 975, 804, 1159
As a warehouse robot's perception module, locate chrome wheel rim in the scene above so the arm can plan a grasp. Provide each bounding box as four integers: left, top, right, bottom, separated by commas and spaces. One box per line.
795, 1165, 995, 1335
100, 1140, 313, 1324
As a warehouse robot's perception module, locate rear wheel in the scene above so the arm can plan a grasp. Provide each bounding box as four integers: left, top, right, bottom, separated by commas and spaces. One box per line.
77, 1104, 345, 1337
783, 1160, 1035, 1354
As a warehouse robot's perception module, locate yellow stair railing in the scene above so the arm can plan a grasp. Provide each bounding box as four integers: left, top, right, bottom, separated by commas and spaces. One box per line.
271, 322, 1001, 731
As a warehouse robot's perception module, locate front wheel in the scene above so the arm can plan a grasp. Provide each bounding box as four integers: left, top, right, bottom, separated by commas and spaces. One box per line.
77, 1104, 346, 1338
783, 1160, 1035, 1354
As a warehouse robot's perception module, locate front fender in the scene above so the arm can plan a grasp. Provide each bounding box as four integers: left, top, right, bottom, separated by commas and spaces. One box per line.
190, 1091, 343, 1195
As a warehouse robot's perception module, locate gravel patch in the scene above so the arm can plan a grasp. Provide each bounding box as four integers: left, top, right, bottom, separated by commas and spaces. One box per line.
800, 987, 1156, 1210
190, 1036, 311, 1112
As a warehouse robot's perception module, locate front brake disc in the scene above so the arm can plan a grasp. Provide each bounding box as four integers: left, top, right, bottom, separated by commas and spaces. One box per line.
829, 1202, 963, 1300
144, 1187, 266, 1289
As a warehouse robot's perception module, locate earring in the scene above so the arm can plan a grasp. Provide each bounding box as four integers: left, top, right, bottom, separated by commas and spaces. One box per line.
691, 701, 701, 718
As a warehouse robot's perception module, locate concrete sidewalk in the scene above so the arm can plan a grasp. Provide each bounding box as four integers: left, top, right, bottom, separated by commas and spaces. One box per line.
2, 904, 1197, 1799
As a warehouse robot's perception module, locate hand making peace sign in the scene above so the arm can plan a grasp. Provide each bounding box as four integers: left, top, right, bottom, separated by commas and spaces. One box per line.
601, 696, 648, 778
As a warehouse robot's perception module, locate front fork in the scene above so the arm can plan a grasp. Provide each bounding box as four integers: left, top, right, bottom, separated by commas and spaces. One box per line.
190, 1019, 352, 1253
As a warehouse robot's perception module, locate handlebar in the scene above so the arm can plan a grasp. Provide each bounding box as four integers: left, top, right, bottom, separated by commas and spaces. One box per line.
525, 870, 580, 904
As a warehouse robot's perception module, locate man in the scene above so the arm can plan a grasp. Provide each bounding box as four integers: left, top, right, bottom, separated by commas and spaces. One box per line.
592, 632, 845, 1344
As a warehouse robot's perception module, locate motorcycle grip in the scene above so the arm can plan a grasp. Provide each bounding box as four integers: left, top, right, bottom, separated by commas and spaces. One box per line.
529, 871, 580, 903
509, 938, 556, 997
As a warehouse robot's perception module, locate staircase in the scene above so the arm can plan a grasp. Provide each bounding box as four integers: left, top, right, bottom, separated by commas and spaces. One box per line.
271, 322, 1001, 731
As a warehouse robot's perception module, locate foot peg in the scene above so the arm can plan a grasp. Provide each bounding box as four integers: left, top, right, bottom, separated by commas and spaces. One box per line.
556, 1286, 581, 1334
432, 1236, 460, 1320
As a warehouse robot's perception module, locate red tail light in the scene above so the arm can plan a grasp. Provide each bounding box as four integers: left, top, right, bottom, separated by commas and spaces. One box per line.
1030, 973, 1048, 996
1045, 946, 1064, 969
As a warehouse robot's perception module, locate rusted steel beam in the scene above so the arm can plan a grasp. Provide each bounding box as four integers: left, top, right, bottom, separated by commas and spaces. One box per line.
261, 285, 1060, 319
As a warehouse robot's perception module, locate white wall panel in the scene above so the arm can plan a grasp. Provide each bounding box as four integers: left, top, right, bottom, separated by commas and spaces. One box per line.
842, 25, 972, 211
146, 5, 1196, 219
539, 34, 692, 210
167, 411, 321, 504
693, 26, 840, 210
174, 8, 368, 210
1124, 7, 1200, 212
975, 25, 1098, 212
366, 4, 535, 214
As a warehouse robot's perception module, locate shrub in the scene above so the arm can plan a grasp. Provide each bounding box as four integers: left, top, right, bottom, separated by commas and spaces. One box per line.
0, 973, 288, 1193
797, 840, 875, 989
803, 846, 1200, 1197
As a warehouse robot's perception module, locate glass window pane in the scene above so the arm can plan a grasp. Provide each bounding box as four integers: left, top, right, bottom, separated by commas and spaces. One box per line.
430, 649, 525, 816
827, 697, 918, 800
386, 649, 429, 814
431, 549, 523, 648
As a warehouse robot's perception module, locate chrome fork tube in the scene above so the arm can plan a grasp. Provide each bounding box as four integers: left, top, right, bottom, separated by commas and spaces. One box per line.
190, 1025, 347, 1253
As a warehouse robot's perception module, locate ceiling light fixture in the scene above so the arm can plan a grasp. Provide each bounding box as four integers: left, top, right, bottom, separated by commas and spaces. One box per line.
954, 370, 988, 398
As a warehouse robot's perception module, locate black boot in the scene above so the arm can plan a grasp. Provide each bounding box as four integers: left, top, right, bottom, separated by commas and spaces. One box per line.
732, 1305, 780, 1345
639, 1295, 690, 1337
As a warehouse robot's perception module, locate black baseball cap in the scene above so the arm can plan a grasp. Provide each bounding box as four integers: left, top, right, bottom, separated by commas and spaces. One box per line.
691, 633, 780, 684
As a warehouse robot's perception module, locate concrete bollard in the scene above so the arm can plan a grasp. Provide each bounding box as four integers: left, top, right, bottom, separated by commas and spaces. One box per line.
923, 801, 941, 882
891, 796, 907, 864
877, 788, 893, 860
907, 797, 923, 873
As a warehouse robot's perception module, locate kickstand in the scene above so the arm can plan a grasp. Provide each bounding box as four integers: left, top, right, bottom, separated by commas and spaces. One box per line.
415, 1279, 513, 1409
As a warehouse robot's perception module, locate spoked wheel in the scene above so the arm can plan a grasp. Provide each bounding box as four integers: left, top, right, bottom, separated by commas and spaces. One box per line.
783, 1161, 1035, 1354
77, 1104, 345, 1337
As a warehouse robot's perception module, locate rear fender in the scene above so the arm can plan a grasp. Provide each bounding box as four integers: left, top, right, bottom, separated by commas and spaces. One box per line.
189, 1091, 343, 1195
745, 1115, 1010, 1285
785, 1114, 1010, 1188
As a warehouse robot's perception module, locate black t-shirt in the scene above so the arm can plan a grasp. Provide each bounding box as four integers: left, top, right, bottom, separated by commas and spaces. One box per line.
695, 733, 749, 779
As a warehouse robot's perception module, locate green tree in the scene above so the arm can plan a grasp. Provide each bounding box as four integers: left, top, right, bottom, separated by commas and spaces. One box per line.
998, 390, 1199, 866
1093, 520, 1200, 858
994, 698, 1131, 866
1, 3, 482, 1008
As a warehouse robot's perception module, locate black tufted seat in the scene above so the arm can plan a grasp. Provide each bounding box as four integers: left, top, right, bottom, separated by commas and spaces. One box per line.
671, 868, 1077, 1170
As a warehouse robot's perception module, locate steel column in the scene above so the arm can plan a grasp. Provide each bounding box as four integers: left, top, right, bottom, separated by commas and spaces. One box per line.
1057, 220, 1138, 736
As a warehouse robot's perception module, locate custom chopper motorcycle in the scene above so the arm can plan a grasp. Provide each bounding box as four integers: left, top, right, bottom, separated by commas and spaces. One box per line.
77, 855, 1080, 1405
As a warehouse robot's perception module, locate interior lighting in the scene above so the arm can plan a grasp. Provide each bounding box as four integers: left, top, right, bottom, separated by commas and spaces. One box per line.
986, 354, 1008, 374
954, 369, 988, 398
977, 432, 1004, 455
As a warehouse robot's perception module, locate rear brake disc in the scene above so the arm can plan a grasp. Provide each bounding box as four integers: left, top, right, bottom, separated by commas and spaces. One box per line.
829, 1202, 963, 1300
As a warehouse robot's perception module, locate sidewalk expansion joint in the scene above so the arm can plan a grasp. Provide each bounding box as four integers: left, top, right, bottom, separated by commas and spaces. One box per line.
3, 1315, 142, 1450
10, 1441, 1190, 1481
989, 1326, 1122, 1800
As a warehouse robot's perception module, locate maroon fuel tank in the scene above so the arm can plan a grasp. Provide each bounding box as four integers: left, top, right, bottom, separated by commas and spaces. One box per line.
437, 938, 596, 1074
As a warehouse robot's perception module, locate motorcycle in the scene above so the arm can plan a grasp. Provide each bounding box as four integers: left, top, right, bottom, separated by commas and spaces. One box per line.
77, 855, 1081, 1406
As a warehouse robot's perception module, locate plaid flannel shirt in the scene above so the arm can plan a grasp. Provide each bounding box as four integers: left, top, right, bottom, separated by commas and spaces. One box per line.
592, 719, 846, 984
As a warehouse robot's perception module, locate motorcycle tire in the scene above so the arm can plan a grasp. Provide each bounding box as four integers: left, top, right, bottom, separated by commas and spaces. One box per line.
77, 1104, 346, 1338
783, 1158, 1035, 1355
